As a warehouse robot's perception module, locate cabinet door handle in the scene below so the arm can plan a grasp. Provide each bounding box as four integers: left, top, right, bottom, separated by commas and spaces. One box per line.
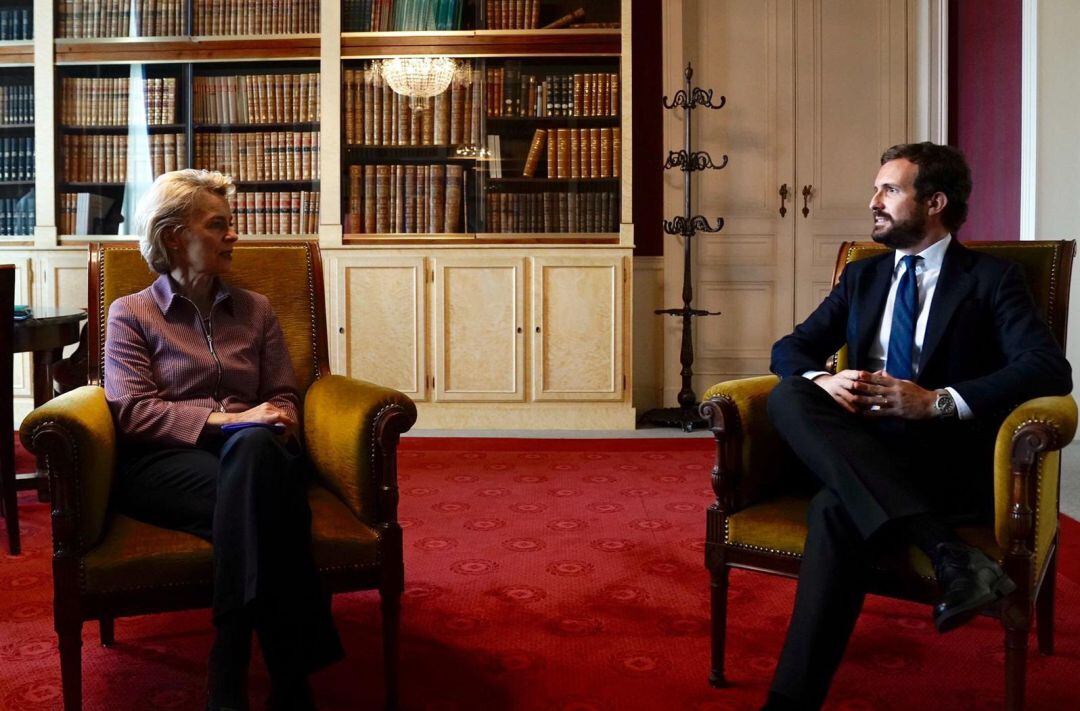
801, 185, 813, 218
778, 183, 789, 217
516, 326, 523, 334
535, 326, 541, 334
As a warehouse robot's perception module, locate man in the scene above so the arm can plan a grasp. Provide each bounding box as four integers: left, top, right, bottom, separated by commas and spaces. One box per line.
763, 142, 1072, 710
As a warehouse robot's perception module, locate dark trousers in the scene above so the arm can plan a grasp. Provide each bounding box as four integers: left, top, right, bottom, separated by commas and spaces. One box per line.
117, 427, 343, 676
765, 376, 993, 707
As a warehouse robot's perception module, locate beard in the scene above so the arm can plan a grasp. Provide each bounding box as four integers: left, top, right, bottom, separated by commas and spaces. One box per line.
871, 209, 927, 250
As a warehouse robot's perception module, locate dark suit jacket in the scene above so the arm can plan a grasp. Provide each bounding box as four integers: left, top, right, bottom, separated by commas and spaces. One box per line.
771, 239, 1072, 421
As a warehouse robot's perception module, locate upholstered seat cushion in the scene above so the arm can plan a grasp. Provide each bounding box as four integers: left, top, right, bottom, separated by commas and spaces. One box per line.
82, 485, 381, 594
726, 495, 1003, 581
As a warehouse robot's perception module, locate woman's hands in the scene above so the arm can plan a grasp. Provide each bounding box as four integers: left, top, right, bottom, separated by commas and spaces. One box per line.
811, 370, 937, 419
207, 402, 298, 435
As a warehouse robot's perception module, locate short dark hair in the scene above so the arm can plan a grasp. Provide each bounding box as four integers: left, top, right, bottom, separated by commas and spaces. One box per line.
880, 142, 972, 233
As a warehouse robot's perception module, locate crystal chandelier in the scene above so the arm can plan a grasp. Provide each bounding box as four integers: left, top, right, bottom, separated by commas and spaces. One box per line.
378, 57, 460, 98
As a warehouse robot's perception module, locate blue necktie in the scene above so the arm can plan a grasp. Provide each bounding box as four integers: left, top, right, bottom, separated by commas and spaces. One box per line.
886, 255, 921, 380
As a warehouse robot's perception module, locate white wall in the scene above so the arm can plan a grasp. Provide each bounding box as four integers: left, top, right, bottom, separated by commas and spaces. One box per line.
1025, 0, 1080, 396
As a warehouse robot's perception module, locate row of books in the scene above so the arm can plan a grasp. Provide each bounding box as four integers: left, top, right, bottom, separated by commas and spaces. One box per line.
194, 131, 321, 182
0, 85, 33, 125
58, 0, 184, 38
59, 192, 115, 235
524, 126, 620, 179
345, 163, 465, 234
0, 193, 34, 237
484, 190, 617, 233
192, 0, 320, 35
227, 191, 320, 235
343, 0, 464, 32
60, 77, 178, 127
61, 134, 134, 184
0, 137, 34, 182
344, 66, 482, 147
0, 8, 31, 40
483, 0, 540, 29
486, 69, 618, 117
193, 73, 321, 125
148, 134, 190, 178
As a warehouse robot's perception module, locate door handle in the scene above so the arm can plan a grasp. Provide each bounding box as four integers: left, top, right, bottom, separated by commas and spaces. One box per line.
778, 183, 789, 218
801, 185, 813, 218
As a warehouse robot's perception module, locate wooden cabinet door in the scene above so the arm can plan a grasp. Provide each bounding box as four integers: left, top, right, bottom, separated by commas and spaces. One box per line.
35, 251, 89, 329
675, 0, 797, 394
433, 257, 525, 401
331, 255, 428, 401
531, 255, 624, 401
793, 0, 910, 321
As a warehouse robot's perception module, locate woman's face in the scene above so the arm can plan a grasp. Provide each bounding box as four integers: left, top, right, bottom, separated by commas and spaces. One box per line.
168, 191, 238, 278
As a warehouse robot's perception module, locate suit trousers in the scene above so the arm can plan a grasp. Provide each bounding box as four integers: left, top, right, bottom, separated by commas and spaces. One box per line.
117, 427, 343, 676
765, 376, 993, 707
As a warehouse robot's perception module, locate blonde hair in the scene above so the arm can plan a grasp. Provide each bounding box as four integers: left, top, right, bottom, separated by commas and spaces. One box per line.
135, 169, 236, 274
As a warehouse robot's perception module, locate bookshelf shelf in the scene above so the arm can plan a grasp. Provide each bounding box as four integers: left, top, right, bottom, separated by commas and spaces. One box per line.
55, 36, 321, 64
0, 41, 32, 65
60, 124, 187, 133
341, 29, 619, 57
0, 124, 33, 130
487, 177, 619, 184
0, 181, 34, 187
233, 179, 321, 187
195, 122, 321, 132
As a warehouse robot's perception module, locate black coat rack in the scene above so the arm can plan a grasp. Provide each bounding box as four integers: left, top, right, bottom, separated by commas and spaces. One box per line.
640, 62, 726, 432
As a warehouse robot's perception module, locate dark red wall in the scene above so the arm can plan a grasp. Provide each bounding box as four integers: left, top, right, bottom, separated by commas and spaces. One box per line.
948, 0, 1022, 241
630, 0, 664, 256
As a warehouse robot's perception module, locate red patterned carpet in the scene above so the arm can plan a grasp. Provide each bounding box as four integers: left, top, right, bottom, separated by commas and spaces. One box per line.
2, 436, 1080, 710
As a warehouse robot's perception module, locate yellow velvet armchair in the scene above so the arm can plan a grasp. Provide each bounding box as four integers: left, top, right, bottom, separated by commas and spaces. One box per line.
700, 240, 1076, 710
20, 242, 416, 710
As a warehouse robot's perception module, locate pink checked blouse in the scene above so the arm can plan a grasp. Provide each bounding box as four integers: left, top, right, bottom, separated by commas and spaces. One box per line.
104, 274, 301, 448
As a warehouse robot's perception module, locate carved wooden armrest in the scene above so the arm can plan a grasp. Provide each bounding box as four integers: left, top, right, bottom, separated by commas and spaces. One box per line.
699, 375, 782, 514
993, 395, 1077, 588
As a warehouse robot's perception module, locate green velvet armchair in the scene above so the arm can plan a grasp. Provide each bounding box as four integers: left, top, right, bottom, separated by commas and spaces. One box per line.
701, 240, 1076, 710
20, 241, 416, 710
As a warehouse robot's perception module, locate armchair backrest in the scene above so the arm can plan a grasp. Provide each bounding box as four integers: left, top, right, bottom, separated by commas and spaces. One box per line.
89, 241, 330, 392
833, 240, 1075, 371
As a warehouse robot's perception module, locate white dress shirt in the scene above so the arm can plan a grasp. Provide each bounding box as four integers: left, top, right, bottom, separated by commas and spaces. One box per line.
803, 234, 973, 419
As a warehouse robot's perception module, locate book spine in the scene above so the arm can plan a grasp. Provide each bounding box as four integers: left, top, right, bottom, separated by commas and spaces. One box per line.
521, 128, 546, 178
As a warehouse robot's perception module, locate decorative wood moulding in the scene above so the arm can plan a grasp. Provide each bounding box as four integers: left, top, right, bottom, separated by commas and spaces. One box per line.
341, 30, 620, 58
343, 233, 620, 246
55, 36, 321, 64
0, 41, 33, 65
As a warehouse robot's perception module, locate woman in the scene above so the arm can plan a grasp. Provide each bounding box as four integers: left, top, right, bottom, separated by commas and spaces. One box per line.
104, 170, 342, 710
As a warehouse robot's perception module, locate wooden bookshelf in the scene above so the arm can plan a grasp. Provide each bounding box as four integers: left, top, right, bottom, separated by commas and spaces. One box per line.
17, 0, 635, 430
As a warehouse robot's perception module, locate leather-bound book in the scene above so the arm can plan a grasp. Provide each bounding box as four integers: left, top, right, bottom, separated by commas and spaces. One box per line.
404, 165, 417, 233
376, 164, 391, 233
417, 165, 428, 233
556, 128, 570, 179
612, 127, 621, 178
546, 124, 558, 178
599, 127, 612, 178
363, 69, 375, 145
430, 164, 446, 232
522, 128, 547, 177
435, 89, 451, 145
569, 128, 580, 179
542, 7, 585, 29
446, 164, 464, 232
364, 165, 377, 233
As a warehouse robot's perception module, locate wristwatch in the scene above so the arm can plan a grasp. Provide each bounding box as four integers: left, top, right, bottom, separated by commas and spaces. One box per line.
933, 389, 957, 418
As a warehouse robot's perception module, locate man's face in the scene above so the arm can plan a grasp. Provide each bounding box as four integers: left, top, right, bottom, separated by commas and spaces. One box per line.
869, 158, 929, 250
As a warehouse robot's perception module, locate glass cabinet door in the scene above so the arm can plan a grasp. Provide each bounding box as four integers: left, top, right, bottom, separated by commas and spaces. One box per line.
0, 67, 34, 238
191, 62, 321, 236
340, 54, 620, 238
56, 63, 186, 236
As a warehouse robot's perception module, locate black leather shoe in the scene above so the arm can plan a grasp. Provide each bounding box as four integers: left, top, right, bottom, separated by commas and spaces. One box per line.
932, 542, 1017, 633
